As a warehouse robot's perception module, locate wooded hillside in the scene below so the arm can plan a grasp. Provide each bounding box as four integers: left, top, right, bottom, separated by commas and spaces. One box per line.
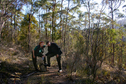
0, 0, 126, 84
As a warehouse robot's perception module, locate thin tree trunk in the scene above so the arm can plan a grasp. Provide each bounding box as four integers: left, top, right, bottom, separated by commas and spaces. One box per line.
88, 1, 91, 56
0, 1, 4, 41
119, 36, 123, 69
64, 0, 70, 56
85, 0, 90, 57
28, 14, 31, 52
105, 29, 107, 58
14, 15, 16, 29
52, 11, 54, 42
0, 27, 3, 42
52, 0, 56, 42
60, 0, 63, 46
85, 15, 87, 29
102, 30, 104, 58
46, 7, 48, 40
39, 13, 41, 40
111, 0, 114, 65
11, 13, 13, 41
14, 13, 16, 42
88, 0, 90, 40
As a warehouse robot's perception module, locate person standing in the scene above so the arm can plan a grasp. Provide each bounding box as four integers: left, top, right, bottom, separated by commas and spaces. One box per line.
45, 41, 62, 72
32, 41, 46, 71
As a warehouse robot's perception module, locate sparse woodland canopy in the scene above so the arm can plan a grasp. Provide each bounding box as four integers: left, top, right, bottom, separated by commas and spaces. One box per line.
0, 0, 126, 83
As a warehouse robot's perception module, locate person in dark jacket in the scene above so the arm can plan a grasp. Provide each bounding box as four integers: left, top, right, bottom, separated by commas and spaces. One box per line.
32, 41, 46, 71
45, 41, 62, 72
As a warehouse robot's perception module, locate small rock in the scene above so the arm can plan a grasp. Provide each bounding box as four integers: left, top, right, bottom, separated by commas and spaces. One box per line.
9, 48, 15, 51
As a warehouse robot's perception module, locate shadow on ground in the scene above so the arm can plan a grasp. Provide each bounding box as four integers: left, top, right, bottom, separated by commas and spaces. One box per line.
0, 59, 35, 84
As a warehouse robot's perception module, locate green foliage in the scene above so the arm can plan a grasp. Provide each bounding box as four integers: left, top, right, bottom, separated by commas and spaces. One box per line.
107, 29, 117, 44
18, 14, 38, 50
53, 29, 62, 40
74, 31, 85, 54
1, 0, 126, 83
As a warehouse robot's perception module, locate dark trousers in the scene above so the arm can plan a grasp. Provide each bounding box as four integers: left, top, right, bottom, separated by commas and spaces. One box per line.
32, 53, 46, 70
47, 54, 61, 70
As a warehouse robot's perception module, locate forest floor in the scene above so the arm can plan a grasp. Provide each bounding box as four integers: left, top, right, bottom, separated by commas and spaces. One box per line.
0, 42, 80, 84
1, 42, 126, 84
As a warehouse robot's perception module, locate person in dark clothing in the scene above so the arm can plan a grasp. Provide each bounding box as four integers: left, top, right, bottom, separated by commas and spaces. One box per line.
45, 41, 62, 72
32, 41, 46, 71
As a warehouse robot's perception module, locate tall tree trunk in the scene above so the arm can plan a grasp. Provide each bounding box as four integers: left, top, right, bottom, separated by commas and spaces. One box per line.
105, 29, 107, 58
11, 13, 13, 41
39, 13, 41, 40
52, 0, 56, 42
60, 0, 63, 46
85, 0, 90, 57
88, 1, 91, 56
28, 14, 31, 52
64, 0, 70, 56
46, 7, 48, 40
119, 36, 123, 69
14, 13, 16, 42
14, 12, 16, 30
111, 0, 114, 65
88, 0, 90, 39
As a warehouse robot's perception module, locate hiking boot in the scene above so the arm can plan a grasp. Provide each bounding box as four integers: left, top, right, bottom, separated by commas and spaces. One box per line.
58, 70, 62, 73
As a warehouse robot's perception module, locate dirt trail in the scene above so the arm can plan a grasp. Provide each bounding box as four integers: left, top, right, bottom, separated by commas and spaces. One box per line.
23, 67, 70, 84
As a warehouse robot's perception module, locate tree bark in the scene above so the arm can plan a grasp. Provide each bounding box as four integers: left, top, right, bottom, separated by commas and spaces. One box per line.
39, 14, 40, 38
46, 6, 48, 40
85, 0, 90, 56
0, 15, 5, 41
60, 0, 63, 46
11, 13, 13, 41
64, 0, 70, 56
28, 14, 31, 52
51, 0, 56, 42
0, 21, 5, 42
111, 0, 114, 65
119, 36, 123, 69
14, 13, 16, 42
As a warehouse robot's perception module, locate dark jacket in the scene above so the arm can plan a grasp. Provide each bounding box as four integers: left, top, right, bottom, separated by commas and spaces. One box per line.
46, 43, 62, 56
34, 45, 45, 56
